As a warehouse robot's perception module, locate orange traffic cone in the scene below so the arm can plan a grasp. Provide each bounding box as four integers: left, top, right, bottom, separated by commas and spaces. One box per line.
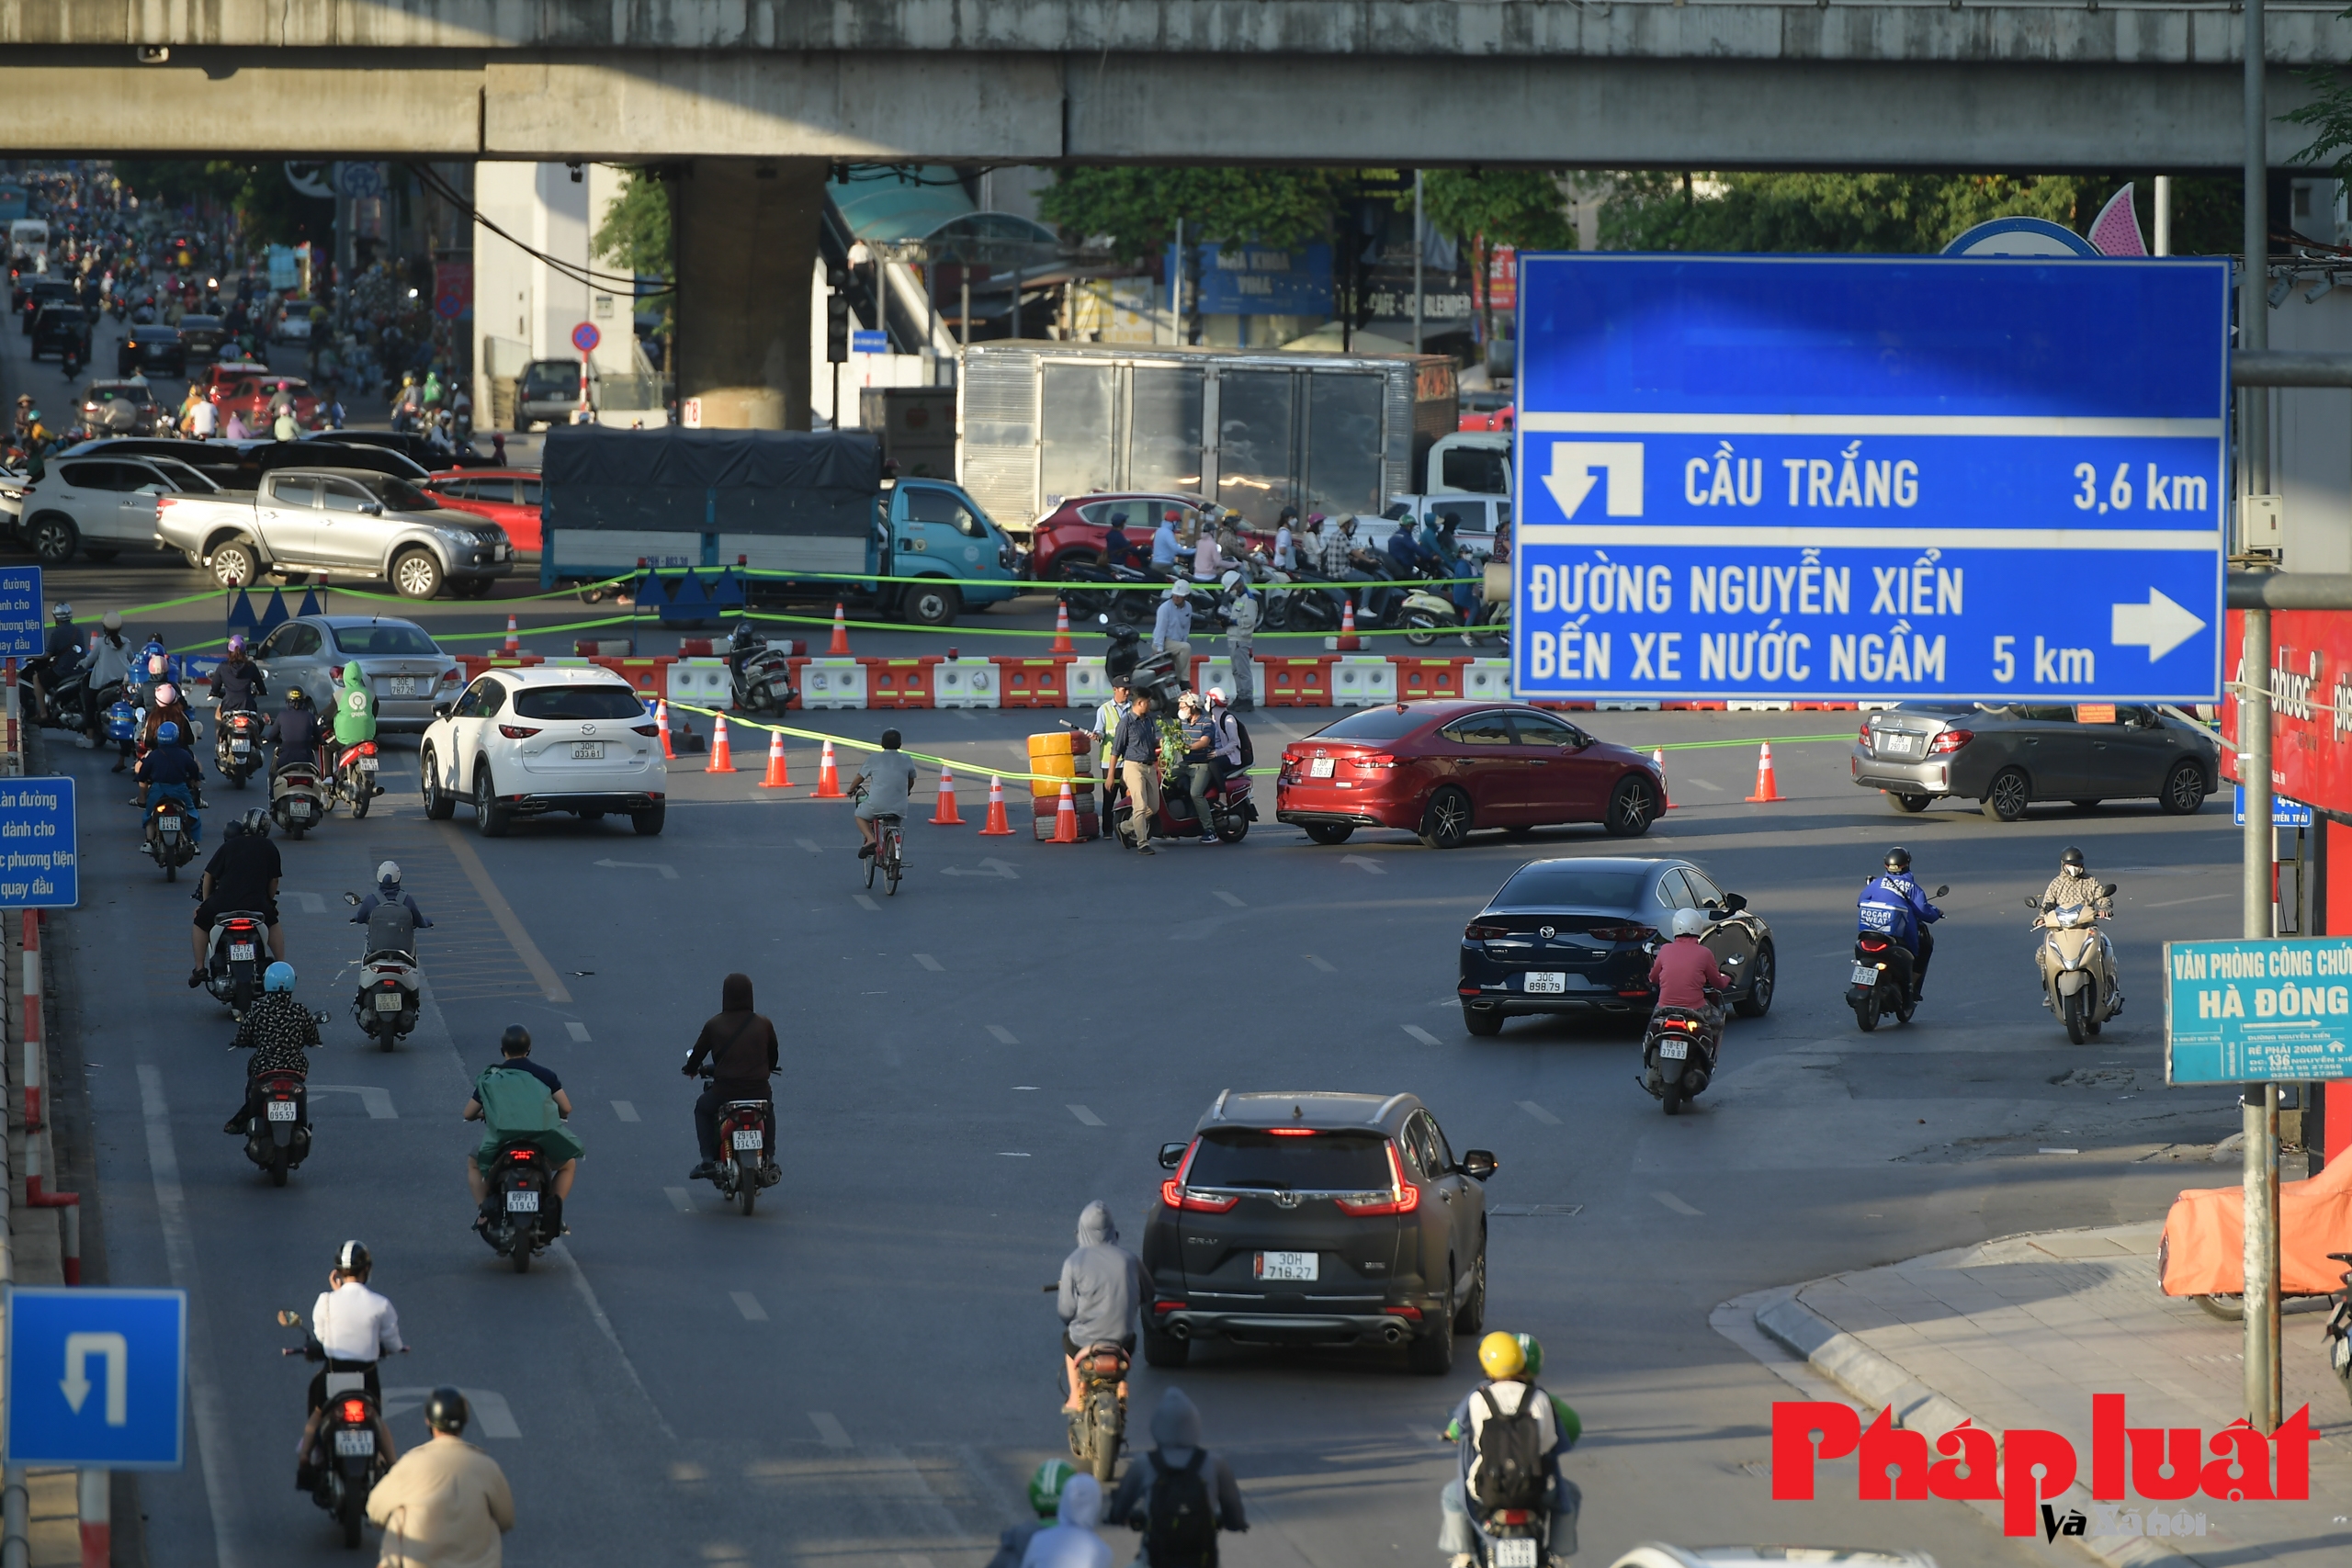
1052, 781, 1079, 843
503, 614, 520, 656
1652, 749, 1676, 810
1051, 598, 1075, 654
930, 767, 965, 825
653, 699, 676, 761
1746, 742, 1781, 803
978, 775, 1015, 835
707, 715, 738, 773
827, 602, 852, 657
758, 728, 793, 788
813, 739, 844, 798
1336, 597, 1361, 651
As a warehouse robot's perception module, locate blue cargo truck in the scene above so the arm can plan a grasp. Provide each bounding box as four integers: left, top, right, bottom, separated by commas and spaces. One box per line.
539, 425, 1023, 626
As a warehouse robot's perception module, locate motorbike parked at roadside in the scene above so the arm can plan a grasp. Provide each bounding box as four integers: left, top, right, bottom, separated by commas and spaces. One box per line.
277, 1310, 386, 1545
725, 621, 797, 715
2324, 1252, 2352, 1414
2026, 882, 2121, 1043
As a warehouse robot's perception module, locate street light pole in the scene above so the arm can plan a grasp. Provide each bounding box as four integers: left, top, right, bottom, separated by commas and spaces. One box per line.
1413, 171, 1426, 354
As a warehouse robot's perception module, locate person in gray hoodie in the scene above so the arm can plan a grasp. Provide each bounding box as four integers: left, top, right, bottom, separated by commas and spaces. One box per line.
1108, 1389, 1247, 1568
1020, 1472, 1111, 1568
1058, 1201, 1150, 1412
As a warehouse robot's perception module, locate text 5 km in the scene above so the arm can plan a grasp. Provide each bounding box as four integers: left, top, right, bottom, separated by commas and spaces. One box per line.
2073, 462, 2211, 514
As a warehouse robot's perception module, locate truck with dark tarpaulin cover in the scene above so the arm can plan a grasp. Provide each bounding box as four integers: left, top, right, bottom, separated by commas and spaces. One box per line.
538, 425, 1022, 626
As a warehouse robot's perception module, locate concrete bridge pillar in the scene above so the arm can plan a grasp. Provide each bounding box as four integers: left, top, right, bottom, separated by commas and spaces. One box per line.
673, 157, 826, 430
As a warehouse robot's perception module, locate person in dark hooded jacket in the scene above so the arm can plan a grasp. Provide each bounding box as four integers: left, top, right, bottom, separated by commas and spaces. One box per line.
682, 972, 779, 1182
1108, 1388, 1247, 1567
1057, 1201, 1149, 1412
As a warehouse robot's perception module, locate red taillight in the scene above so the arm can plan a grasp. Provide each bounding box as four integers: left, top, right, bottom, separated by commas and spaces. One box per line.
1663, 1019, 1695, 1031
1928, 728, 1973, 755
357, 741, 378, 756
1858, 723, 1871, 745
228, 919, 255, 932
1384, 1305, 1423, 1320
1355, 752, 1397, 769
1858, 937, 1890, 952
1159, 1179, 1240, 1213
498, 725, 541, 739
438, 668, 462, 685
632, 723, 659, 737
1154, 1301, 1186, 1314
339, 1399, 368, 1424
1334, 1142, 1421, 1216
1264, 1127, 1317, 1136
1589, 924, 1655, 943
1464, 922, 1510, 941
1492, 1510, 1534, 1527
508, 1148, 535, 1161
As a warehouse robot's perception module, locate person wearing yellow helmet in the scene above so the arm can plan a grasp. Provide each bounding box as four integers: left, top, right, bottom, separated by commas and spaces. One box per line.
1437, 1331, 1581, 1568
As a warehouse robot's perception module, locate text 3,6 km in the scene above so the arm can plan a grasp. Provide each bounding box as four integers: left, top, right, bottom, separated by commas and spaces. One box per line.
2072, 462, 2211, 516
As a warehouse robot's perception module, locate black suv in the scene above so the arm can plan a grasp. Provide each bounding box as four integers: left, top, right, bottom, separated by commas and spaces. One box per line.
1142, 1090, 1496, 1374
29, 303, 89, 363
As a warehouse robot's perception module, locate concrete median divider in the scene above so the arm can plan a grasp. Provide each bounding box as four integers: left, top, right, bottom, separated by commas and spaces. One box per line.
1461, 658, 1511, 701
1260, 656, 1335, 707
1393, 656, 1468, 701
995, 656, 1074, 709
666, 657, 732, 709
866, 658, 938, 710
794, 657, 867, 710
1330, 656, 1398, 707
933, 656, 999, 709
1067, 657, 1114, 706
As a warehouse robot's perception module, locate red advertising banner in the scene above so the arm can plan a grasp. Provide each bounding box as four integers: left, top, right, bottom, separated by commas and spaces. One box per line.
2218, 607, 2352, 814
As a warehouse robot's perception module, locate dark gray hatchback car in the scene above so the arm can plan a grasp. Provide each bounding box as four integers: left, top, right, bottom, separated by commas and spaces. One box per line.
1141, 1090, 1496, 1375
1850, 702, 2220, 821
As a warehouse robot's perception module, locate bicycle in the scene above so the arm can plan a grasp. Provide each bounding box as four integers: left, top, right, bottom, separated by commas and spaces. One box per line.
851, 784, 905, 896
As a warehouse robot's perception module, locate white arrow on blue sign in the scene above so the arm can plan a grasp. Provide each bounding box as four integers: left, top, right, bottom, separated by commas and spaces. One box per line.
1510, 254, 2231, 705
5, 1287, 187, 1468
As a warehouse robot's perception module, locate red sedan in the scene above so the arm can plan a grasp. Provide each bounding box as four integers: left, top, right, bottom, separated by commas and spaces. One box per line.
205, 364, 320, 431
1029, 491, 1271, 580
425, 469, 543, 553
1276, 700, 1665, 849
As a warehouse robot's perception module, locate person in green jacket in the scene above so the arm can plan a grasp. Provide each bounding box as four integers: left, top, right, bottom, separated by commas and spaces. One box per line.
331, 660, 377, 754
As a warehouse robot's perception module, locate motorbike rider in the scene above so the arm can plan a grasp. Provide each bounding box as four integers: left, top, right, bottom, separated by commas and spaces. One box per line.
1871, 847, 1943, 1002
1021, 1473, 1109, 1568
2036, 846, 2120, 1004
223, 960, 315, 1131
682, 971, 780, 1184
463, 1025, 582, 1233
1107, 1388, 1248, 1565
365, 1388, 514, 1564
1175, 692, 1221, 848
208, 633, 268, 715
189, 807, 285, 983
1150, 510, 1182, 572
350, 862, 434, 956
292, 1241, 403, 1489
137, 720, 205, 842
266, 684, 325, 777
1152, 581, 1194, 676
28, 603, 80, 718
330, 660, 377, 769
847, 730, 919, 860
1649, 908, 1730, 1046
82, 611, 130, 752
1057, 1201, 1149, 1413
138, 680, 199, 767
1857, 857, 1929, 1001
988, 1462, 1077, 1568
1438, 1333, 1581, 1568
1102, 512, 1136, 570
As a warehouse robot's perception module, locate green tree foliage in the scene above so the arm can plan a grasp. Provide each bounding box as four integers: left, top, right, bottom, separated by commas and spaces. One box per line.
113, 160, 334, 248
1598, 172, 2240, 256
591, 167, 674, 334
1419, 170, 1576, 342
1036, 168, 1359, 263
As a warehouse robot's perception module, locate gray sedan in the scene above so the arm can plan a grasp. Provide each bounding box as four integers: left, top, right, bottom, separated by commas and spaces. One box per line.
247, 615, 463, 734
1849, 702, 2220, 821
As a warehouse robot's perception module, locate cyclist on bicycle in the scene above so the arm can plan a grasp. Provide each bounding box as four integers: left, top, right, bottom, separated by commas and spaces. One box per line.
848, 729, 919, 860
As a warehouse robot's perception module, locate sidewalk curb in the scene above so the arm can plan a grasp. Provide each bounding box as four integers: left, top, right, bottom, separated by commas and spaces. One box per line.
1739, 1280, 2200, 1568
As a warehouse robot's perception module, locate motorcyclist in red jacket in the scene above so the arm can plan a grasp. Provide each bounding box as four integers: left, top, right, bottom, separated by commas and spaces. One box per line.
1648, 908, 1729, 1013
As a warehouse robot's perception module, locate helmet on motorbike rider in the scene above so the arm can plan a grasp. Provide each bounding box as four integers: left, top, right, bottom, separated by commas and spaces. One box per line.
100, 611, 121, 634
155, 721, 179, 744
1206, 686, 1227, 707
2061, 846, 2086, 873
1671, 908, 1708, 940
50, 604, 71, 622
241, 807, 269, 839
1477, 1331, 1527, 1380
1884, 846, 1912, 873
334, 1240, 370, 1274
154, 682, 177, 707
1512, 1333, 1544, 1379
284, 685, 307, 705
226, 634, 245, 655
1027, 1460, 1077, 1518
424, 1387, 469, 1437
376, 861, 401, 889
264, 962, 296, 993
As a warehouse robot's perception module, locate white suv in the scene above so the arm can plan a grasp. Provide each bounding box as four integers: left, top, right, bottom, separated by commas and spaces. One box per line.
420, 669, 666, 837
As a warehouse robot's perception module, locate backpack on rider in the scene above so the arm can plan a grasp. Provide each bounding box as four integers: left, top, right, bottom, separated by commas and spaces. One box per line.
1143, 1450, 1218, 1568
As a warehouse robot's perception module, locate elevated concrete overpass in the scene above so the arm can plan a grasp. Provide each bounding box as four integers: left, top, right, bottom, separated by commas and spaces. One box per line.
2, 1, 2346, 168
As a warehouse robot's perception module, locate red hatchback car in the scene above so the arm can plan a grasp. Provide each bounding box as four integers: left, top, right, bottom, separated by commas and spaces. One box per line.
425, 469, 543, 553
1276, 701, 1665, 849
1029, 491, 1272, 580
205, 364, 320, 431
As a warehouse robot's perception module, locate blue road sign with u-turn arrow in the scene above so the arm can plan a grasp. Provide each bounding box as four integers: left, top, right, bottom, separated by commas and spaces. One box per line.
5, 1287, 187, 1468
1510, 254, 2231, 704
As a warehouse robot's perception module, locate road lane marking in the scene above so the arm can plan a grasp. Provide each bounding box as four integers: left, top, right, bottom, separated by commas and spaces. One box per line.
796, 838, 823, 854
1652, 1190, 1703, 1216
853, 895, 879, 911
285, 891, 326, 914
138, 1065, 250, 1568
663, 1187, 694, 1213
1403, 1025, 1441, 1045
730, 1292, 768, 1322
1068, 1104, 1104, 1126
2041, 1147, 2081, 1155
2151, 893, 2230, 908
549, 1243, 677, 1442
567, 1021, 592, 1042
1303, 954, 1336, 972
1340, 854, 1387, 874
1518, 1100, 1561, 1125
987, 1025, 1019, 1044
593, 857, 678, 879
442, 829, 571, 1003
809, 1411, 852, 1448
310, 1085, 397, 1119
913, 953, 944, 972
1213, 890, 1246, 908
999, 1151, 1032, 1157
612, 1100, 639, 1122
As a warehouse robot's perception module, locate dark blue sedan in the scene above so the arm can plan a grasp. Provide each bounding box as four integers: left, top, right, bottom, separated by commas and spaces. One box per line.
1457, 856, 1776, 1037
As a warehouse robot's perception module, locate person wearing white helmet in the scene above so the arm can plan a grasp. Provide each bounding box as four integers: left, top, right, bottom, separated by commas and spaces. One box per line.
1649, 907, 1730, 1048
350, 862, 434, 958
294, 1239, 406, 1494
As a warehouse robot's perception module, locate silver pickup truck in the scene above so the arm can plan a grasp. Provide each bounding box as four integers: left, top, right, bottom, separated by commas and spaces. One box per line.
154, 467, 514, 600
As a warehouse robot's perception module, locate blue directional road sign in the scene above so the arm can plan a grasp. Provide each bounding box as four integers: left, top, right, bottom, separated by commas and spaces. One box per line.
0, 566, 40, 658
2233, 785, 2313, 828
5, 1287, 187, 1468
2165, 939, 2352, 1084
0, 776, 75, 908
851, 329, 888, 355
1511, 255, 2230, 704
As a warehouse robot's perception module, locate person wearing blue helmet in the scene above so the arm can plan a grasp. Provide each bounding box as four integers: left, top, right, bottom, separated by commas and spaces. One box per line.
137, 717, 205, 850
222, 962, 319, 1134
